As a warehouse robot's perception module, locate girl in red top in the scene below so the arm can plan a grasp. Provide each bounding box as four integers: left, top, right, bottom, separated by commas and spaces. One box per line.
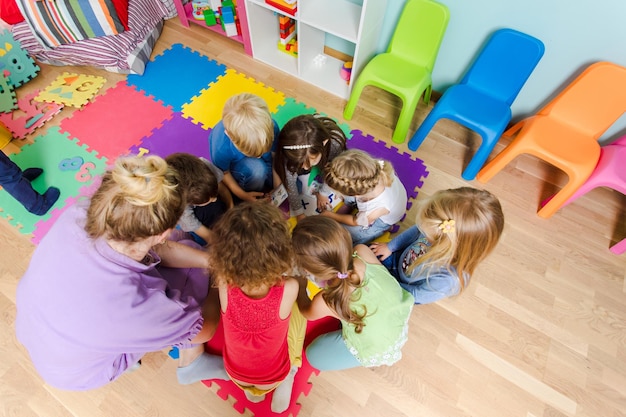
208, 202, 306, 413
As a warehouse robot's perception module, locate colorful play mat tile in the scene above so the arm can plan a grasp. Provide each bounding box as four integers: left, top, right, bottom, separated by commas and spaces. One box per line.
0, 127, 107, 234
35, 72, 106, 108
182, 68, 286, 130
127, 112, 211, 160
59, 81, 174, 161
0, 90, 64, 139
127, 43, 227, 111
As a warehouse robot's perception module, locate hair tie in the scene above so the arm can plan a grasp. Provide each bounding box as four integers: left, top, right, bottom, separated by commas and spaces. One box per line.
377, 160, 384, 169
283, 144, 313, 150
337, 271, 349, 279
439, 219, 456, 234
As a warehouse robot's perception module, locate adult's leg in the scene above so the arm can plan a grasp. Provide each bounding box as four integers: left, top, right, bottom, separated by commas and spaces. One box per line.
0, 152, 59, 215
305, 330, 361, 371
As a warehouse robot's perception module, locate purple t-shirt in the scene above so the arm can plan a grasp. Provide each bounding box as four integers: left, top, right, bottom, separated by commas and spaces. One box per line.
15, 203, 207, 390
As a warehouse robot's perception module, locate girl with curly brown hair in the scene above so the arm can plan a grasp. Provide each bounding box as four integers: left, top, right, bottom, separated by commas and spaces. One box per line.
207, 202, 306, 413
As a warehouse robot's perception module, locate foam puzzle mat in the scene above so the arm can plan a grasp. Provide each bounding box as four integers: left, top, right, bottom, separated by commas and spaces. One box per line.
0, 43, 430, 416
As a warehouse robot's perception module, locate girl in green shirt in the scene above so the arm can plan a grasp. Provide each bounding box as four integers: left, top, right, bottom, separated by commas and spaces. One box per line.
292, 216, 414, 370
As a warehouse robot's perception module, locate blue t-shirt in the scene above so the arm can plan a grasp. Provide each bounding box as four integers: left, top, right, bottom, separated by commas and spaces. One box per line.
209, 119, 280, 173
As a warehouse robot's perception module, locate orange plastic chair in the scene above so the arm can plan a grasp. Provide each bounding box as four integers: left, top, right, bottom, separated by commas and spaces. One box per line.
476, 61, 626, 218
343, 0, 450, 144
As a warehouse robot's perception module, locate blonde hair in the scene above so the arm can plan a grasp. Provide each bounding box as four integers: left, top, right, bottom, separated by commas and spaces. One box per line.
222, 93, 274, 157
291, 216, 366, 333
208, 202, 293, 289
85, 155, 184, 242
324, 149, 394, 196
411, 187, 504, 290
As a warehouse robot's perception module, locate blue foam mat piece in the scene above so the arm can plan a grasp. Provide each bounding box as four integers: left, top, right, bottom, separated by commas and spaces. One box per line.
126, 43, 227, 111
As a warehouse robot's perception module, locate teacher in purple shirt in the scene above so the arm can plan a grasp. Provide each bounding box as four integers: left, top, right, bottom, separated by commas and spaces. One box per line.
15, 155, 227, 390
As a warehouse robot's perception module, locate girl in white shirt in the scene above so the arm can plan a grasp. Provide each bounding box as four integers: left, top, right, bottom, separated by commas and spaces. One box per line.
321, 149, 408, 245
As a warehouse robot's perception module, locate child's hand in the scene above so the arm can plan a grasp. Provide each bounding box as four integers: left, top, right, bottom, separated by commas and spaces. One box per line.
241, 191, 266, 202
369, 242, 392, 261
315, 193, 330, 212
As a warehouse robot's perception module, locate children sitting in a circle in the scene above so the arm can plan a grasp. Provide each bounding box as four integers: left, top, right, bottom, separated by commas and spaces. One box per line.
15, 93, 505, 414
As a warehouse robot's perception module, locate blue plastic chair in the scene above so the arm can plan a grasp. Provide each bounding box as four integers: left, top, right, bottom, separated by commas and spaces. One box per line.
407, 28, 545, 180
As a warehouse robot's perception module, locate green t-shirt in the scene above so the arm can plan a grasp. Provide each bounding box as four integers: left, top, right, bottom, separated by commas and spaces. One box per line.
341, 260, 414, 366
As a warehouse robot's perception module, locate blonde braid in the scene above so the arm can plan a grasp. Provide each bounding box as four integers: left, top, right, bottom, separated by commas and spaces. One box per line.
325, 149, 383, 196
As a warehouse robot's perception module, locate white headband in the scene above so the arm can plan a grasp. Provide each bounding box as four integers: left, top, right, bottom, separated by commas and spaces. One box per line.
283, 144, 313, 150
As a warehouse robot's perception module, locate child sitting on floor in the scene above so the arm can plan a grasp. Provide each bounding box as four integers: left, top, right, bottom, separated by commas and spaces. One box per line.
369, 187, 504, 304
274, 114, 347, 219
291, 216, 414, 371
207, 202, 306, 413
209, 93, 280, 202
166, 152, 233, 244
321, 149, 408, 245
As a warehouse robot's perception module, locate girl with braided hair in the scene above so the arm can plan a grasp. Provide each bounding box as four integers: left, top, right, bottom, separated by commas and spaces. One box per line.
322, 149, 408, 245
370, 187, 504, 304
291, 216, 413, 371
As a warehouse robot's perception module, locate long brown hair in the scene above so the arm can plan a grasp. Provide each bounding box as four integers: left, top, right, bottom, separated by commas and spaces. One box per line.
291, 216, 367, 333
410, 187, 504, 290
275, 114, 347, 184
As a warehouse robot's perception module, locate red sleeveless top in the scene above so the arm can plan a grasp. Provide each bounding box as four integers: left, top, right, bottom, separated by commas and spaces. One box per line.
222, 283, 291, 385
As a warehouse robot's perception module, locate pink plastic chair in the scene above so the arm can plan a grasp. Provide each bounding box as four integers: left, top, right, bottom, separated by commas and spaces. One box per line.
560, 135, 626, 254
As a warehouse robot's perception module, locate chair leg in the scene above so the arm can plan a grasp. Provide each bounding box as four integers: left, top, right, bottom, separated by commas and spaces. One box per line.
462, 132, 499, 181
609, 237, 626, 255
537, 178, 587, 218
343, 78, 367, 121
392, 96, 419, 144
407, 107, 440, 152
475, 142, 523, 183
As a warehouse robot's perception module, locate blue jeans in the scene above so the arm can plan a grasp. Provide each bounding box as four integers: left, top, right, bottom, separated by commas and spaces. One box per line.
230, 157, 273, 193
381, 249, 403, 281
305, 330, 361, 371
0, 152, 44, 213
343, 217, 392, 245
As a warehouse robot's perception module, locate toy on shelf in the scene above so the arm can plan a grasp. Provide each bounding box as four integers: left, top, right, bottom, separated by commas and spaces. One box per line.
220, 3, 238, 37
277, 14, 297, 56
191, 0, 211, 20
203, 9, 217, 25
266, 0, 297, 16
340, 61, 353, 84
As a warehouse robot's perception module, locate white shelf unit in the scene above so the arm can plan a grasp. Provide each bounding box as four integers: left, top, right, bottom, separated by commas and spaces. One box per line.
245, 0, 388, 99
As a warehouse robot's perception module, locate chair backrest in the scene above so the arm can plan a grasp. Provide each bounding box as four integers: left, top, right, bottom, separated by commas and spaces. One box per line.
540, 62, 626, 138
388, 0, 450, 72
460, 28, 545, 105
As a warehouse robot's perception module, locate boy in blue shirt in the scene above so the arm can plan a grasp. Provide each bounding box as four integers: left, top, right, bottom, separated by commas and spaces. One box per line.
209, 93, 279, 202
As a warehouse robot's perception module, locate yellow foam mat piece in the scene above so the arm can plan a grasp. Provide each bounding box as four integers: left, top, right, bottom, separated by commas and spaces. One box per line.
35, 72, 106, 108
181, 69, 286, 130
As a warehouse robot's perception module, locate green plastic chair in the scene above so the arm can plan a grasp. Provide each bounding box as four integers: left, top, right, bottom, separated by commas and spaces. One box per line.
343, 0, 450, 144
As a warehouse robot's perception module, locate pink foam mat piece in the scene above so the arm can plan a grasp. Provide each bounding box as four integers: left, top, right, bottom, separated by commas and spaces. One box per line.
0, 90, 63, 139
59, 81, 173, 161
202, 317, 340, 416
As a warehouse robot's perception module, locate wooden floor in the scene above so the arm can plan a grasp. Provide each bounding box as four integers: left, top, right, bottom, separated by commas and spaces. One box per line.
1, 18, 625, 417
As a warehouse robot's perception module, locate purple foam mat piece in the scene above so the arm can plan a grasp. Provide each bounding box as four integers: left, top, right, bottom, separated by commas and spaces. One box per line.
128, 112, 212, 160
348, 129, 430, 209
